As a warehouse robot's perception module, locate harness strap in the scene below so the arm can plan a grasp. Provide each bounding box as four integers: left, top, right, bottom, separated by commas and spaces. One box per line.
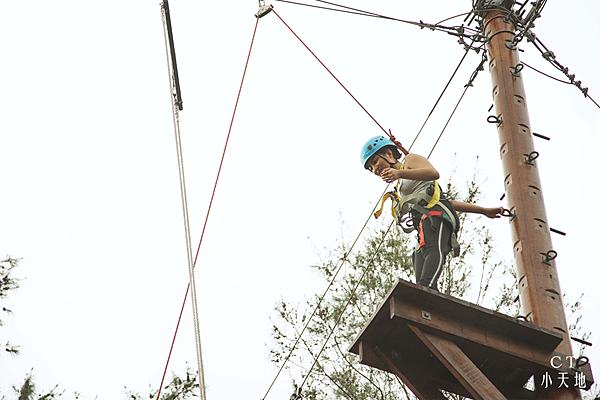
374, 180, 461, 256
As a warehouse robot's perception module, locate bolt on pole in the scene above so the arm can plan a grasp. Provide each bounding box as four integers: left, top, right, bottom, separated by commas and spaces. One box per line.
483, 2, 581, 399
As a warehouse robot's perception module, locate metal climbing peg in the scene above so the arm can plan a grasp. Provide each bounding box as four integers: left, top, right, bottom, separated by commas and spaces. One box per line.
575, 356, 590, 372
510, 63, 524, 77
487, 115, 502, 127
501, 208, 515, 220
524, 151, 539, 165
542, 250, 557, 265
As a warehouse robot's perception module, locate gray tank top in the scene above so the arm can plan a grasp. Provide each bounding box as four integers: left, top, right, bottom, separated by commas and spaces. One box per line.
397, 163, 435, 211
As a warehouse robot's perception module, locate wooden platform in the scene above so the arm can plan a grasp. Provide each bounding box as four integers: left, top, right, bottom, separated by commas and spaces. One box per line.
349, 279, 594, 399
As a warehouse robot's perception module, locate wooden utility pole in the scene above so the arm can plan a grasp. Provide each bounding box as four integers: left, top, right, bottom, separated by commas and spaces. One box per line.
484, 2, 580, 399
349, 2, 594, 399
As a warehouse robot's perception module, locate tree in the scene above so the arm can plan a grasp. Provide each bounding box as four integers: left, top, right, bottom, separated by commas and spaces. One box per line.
125, 367, 199, 400
268, 166, 598, 400
1, 256, 22, 356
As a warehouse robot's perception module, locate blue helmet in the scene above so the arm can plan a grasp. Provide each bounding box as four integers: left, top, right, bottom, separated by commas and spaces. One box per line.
360, 136, 401, 169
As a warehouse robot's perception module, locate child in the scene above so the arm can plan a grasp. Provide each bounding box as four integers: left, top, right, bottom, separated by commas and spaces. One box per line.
361, 136, 503, 291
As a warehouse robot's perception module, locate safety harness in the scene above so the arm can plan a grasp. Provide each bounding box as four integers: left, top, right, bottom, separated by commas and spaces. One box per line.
374, 177, 461, 257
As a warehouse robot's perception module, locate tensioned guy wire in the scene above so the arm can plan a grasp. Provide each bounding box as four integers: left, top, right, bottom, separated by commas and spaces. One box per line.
157, 15, 262, 400
160, 4, 206, 400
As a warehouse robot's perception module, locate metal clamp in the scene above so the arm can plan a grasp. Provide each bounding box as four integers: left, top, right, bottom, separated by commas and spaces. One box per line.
524, 151, 539, 165
255, 0, 273, 18
542, 250, 557, 265
487, 115, 502, 127
510, 63, 524, 77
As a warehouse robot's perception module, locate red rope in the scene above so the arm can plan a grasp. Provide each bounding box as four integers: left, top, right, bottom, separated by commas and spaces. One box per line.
156, 17, 261, 399
271, 8, 408, 154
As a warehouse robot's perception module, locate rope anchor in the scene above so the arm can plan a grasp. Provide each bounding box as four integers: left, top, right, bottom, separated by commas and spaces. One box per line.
255, 0, 273, 18
524, 151, 539, 165
542, 250, 557, 265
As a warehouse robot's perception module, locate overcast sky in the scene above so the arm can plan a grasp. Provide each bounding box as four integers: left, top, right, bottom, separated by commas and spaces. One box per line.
1, 1, 598, 399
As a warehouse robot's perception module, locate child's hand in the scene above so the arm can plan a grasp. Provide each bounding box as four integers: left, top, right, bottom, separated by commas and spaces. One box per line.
380, 168, 401, 183
483, 207, 503, 219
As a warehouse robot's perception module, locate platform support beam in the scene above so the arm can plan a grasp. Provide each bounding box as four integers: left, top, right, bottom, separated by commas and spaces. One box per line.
409, 325, 507, 400
371, 345, 449, 400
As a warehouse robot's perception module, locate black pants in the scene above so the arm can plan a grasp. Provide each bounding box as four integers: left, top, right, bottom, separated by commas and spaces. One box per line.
413, 216, 452, 292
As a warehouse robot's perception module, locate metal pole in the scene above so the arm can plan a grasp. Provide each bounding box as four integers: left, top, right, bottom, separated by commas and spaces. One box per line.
483, 3, 580, 399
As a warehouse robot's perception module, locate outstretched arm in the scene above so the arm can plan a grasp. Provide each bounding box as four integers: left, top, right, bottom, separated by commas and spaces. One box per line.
448, 200, 503, 219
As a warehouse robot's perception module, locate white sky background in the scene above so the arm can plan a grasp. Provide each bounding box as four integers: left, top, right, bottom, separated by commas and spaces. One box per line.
0, 0, 598, 399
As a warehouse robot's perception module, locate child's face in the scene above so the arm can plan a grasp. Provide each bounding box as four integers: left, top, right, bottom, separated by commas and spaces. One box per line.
366, 152, 392, 177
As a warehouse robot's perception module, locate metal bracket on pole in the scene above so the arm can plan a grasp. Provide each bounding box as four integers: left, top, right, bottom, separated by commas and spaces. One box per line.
255, 0, 273, 18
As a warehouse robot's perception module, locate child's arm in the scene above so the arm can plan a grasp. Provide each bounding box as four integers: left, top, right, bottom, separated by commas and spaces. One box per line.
448, 200, 503, 219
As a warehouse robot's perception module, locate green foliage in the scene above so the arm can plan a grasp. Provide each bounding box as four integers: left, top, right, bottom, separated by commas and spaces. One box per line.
125, 367, 199, 400
1, 256, 22, 356
10, 370, 62, 400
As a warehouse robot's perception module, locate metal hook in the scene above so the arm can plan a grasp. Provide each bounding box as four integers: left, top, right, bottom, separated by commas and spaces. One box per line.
524, 151, 539, 165
542, 250, 557, 265
487, 115, 502, 127
510, 63, 524, 77
501, 208, 515, 220
576, 356, 589, 369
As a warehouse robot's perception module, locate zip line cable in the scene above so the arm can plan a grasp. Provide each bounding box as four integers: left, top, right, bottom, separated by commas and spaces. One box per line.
261, 182, 392, 400
290, 221, 395, 400
274, 0, 485, 43
156, 14, 261, 400
160, 3, 206, 399
427, 47, 486, 159
519, 61, 599, 108
494, 0, 598, 109
407, 44, 472, 152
